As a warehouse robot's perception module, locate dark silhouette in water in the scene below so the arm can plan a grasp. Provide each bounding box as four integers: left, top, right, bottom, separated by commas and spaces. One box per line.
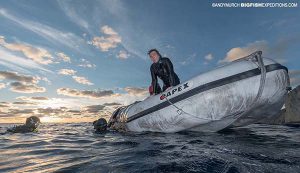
93, 117, 127, 133
6, 116, 40, 133
93, 118, 108, 133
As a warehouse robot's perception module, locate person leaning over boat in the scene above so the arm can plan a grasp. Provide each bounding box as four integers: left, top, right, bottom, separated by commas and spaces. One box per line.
148, 49, 180, 95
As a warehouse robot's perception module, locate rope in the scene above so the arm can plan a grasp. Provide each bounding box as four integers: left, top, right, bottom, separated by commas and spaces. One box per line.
229, 51, 266, 122
164, 95, 214, 121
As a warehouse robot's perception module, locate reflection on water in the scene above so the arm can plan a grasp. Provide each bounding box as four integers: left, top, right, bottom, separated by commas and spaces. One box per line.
0, 123, 299, 173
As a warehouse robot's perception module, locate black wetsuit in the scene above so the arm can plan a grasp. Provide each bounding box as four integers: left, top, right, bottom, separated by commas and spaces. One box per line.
6, 125, 38, 133
150, 57, 180, 94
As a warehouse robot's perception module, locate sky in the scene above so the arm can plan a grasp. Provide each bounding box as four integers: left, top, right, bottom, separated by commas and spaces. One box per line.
0, 0, 299, 123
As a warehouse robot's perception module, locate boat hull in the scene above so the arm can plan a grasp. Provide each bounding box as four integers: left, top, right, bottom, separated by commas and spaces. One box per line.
116, 56, 289, 133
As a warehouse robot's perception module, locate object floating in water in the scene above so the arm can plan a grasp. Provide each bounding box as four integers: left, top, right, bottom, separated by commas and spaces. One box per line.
109, 51, 290, 133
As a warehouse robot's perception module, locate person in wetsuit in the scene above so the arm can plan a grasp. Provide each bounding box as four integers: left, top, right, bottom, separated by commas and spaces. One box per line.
148, 49, 180, 95
93, 112, 127, 133
6, 116, 40, 133
93, 118, 108, 133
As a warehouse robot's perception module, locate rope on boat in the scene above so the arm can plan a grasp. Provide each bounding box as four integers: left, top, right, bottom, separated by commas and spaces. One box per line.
164, 95, 214, 121
230, 51, 266, 122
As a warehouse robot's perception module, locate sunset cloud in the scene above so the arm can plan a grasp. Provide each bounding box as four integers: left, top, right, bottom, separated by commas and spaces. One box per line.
0, 71, 39, 83
56, 52, 71, 63
0, 47, 52, 73
117, 50, 130, 59
0, 102, 10, 108
57, 88, 114, 98
12, 101, 37, 106
9, 108, 35, 115
219, 41, 268, 63
103, 102, 122, 106
58, 69, 77, 75
78, 59, 96, 68
219, 36, 300, 63
179, 53, 197, 66
204, 53, 214, 61
72, 76, 93, 85
36, 107, 68, 115
82, 104, 105, 113
10, 82, 46, 93
90, 25, 122, 51
289, 70, 300, 86
57, 1, 89, 29
0, 106, 83, 120
124, 87, 148, 96
0, 36, 54, 64
0, 83, 5, 89
0, 9, 87, 52
16, 96, 49, 101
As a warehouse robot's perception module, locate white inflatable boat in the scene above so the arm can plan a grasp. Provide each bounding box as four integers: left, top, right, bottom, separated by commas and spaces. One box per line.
109, 51, 290, 132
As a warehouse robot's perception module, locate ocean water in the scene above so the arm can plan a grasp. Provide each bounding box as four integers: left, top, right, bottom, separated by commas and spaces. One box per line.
0, 123, 299, 173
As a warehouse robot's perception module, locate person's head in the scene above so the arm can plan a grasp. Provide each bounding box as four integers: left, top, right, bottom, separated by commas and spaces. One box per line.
93, 118, 108, 132
25, 116, 40, 129
148, 49, 161, 63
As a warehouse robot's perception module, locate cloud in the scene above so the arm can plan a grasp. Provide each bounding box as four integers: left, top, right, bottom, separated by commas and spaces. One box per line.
0, 47, 52, 73
0, 106, 83, 119
180, 53, 197, 66
0, 8, 87, 51
219, 36, 300, 63
17, 96, 49, 101
57, 1, 89, 29
56, 52, 71, 63
96, 0, 154, 59
289, 70, 300, 87
0, 102, 9, 108
14, 96, 101, 110
220, 41, 268, 63
78, 58, 96, 68
67, 110, 81, 114
117, 50, 130, 59
39, 77, 51, 85
102, 25, 119, 35
203, 53, 214, 65
124, 87, 148, 96
103, 102, 122, 106
10, 82, 46, 93
90, 25, 122, 51
0, 83, 5, 89
0, 36, 54, 64
58, 69, 77, 75
204, 53, 214, 61
12, 101, 37, 106
290, 78, 300, 87
72, 76, 93, 85
36, 107, 67, 115
57, 88, 114, 98
8, 108, 35, 115
0, 71, 38, 83
82, 105, 105, 113
289, 70, 300, 77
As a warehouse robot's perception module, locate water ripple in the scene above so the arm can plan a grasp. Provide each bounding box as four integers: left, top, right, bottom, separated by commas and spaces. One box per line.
0, 123, 299, 173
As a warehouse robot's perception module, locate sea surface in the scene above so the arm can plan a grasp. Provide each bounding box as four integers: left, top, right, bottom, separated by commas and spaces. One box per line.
0, 123, 299, 173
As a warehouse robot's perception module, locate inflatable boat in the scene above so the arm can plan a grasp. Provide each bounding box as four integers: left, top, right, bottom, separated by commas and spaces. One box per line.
108, 51, 290, 132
